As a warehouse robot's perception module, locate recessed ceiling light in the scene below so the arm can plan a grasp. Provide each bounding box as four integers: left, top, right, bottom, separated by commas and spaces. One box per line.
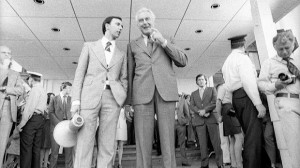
184, 48, 191, 51
51, 27, 60, 32
195, 29, 203, 33
72, 62, 78, 65
211, 3, 220, 9
63, 47, 70, 51
33, 0, 45, 5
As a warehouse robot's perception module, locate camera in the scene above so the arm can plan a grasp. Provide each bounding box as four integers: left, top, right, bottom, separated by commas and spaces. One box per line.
278, 73, 296, 84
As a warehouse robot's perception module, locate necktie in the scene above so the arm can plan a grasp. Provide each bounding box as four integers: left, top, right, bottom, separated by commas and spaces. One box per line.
105, 41, 112, 52
63, 95, 67, 120
284, 58, 300, 79
147, 37, 153, 54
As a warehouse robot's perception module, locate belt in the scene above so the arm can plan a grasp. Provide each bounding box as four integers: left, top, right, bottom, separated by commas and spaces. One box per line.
4, 96, 10, 101
276, 93, 299, 99
105, 85, 111, 90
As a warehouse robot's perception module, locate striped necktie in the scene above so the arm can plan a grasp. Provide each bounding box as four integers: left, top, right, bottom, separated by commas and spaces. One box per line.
284, 58, 300, 79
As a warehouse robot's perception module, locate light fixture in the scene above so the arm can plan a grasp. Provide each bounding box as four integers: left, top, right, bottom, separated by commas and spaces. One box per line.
184, 48, 191, 51
72, 62, 78, 65
195, 29, 203, 34
211, 3, 220, 9
51, 27, 60, 32
63, 47, 70, 51
33, 0, 45, 5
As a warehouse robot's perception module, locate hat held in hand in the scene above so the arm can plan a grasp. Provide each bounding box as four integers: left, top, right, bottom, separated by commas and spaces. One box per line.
53, 113, 84, 147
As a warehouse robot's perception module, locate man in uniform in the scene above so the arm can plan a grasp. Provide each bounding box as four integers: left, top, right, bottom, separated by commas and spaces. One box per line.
222, 35, 266, 168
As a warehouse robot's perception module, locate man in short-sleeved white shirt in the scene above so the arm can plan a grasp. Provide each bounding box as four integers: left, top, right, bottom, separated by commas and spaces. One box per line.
222, 35, 266, 168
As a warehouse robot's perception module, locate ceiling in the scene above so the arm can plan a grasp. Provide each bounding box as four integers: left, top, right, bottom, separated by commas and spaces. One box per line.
1, 0, 299, 79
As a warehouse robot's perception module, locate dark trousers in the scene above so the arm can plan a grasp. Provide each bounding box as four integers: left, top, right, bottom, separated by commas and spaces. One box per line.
20, 114, 45, 168
233, 88, 263, 168
195, 123, 223, 167
126, 120, 135, 145
175, 121, 188, 164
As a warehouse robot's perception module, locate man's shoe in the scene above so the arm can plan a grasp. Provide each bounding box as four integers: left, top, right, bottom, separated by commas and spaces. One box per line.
182, 162, 191, 166
201, 166, 209, 168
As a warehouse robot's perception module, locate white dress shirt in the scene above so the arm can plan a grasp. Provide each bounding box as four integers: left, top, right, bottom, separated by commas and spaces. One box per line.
222, 49, 262, 106
217, 84, 232, 104
258, 54, 300, 95
199, 86, 206, 99
101, 36, 115, 65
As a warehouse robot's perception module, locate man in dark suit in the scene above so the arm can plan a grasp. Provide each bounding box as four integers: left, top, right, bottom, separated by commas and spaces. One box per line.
0, 46, 23, 168
125, 7, 187, 168
190, 74, 222, 168
175, 94, 191, 166
70, 16, 127, 168
49, 82, 73, 168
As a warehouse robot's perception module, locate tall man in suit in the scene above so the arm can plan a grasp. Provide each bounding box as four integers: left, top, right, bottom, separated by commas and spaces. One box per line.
70, 16, 127, 168
190, 74, 222, 168
175, 94, 191, 166
125, 7, 188, 168
0, 46, 23, 168
49, 82, 73, 168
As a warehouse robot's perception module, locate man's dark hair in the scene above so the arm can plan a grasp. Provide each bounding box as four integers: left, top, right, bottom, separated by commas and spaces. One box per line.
47, 92, 55, 105
102, 16, 122, 35
195, 74, 207, 83
30, 74, 41, 82
60, 82, 72, 91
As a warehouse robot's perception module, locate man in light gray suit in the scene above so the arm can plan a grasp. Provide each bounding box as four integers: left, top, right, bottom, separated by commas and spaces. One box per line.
125, 8, 188, 168
70, 16, 127, 168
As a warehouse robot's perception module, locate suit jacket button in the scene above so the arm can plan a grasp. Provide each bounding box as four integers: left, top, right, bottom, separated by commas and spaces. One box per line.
106, 69, 109, 72
102, 80, 105, 83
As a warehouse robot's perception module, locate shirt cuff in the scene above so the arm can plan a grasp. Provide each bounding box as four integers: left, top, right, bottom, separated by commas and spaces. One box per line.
72, 100, 80, 106
162, 39, 167, 48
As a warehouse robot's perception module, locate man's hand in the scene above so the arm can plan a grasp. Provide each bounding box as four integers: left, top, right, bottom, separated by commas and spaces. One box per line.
125, 105, 134, 122
203, 113, 210, 118
12, 127, 20, 139
275, 78, 293, 90
70, 105, 80, 117
256, 104, 266, 118
199, 109, 206, 117
151, 28, 166, 45
217, 115, 223, 123
17, 125, 23, 132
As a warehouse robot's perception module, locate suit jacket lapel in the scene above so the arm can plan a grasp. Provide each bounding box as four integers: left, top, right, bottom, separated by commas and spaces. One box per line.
108, 47, 122, 68
134, 36, 151, 57
67, 96, 72, 119
91, 39, 107, 68
195, 89, 201, 102
202, 88, 209, 101
57, 96, 63, 111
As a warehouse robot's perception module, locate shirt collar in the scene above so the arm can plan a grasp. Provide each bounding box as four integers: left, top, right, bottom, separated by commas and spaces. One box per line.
232, 49, 245, 54
101, 36, 115, 48
273, 54, 294, 64
199, 86, 206, 91
60, 92, 67, 99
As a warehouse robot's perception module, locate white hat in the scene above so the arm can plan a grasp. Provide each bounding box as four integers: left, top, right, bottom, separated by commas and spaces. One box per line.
53, 114, 84, 147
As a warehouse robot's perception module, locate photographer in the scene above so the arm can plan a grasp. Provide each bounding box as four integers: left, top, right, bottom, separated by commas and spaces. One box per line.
258, 29, 300, 168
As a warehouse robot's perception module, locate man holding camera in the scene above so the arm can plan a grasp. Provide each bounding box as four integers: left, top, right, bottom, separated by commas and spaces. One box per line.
258, 30, 300, 168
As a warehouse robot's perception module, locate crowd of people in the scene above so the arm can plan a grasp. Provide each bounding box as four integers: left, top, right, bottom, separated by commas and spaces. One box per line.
0, 6, 299, 168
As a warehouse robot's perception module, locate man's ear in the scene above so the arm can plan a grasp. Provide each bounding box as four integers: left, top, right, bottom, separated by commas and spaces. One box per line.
293, 37, 299, 52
